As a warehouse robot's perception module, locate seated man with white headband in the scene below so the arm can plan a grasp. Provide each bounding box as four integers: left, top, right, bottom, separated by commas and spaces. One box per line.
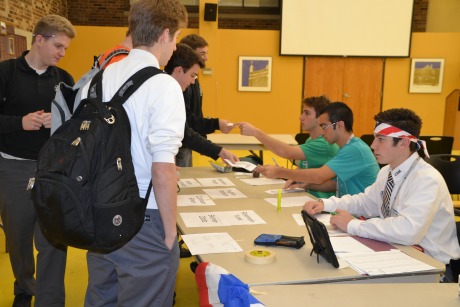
303, 108, 460, 282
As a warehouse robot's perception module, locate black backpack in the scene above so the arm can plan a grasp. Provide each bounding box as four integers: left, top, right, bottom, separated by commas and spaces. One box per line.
29, 66, 162, 253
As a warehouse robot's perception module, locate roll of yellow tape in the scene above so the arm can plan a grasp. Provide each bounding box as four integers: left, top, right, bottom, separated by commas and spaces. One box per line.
245, 249, 276, 265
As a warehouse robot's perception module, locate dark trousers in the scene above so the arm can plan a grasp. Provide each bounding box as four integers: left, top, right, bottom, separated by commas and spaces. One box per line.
445, 259, 460, 283
0, 156, 67, 306
176, 147, 193, 167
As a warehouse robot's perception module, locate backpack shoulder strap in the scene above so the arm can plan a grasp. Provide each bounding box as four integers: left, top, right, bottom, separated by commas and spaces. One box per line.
87, 68, 105, 100
109, 66, 164, 106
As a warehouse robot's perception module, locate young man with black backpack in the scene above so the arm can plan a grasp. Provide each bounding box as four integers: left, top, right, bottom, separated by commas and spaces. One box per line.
0, 15, 75, 307
80, 0, 188, 305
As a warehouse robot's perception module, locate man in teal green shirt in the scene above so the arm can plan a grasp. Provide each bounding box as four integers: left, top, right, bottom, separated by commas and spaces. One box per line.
238, 96, 338, 198
257, 102, 379, 197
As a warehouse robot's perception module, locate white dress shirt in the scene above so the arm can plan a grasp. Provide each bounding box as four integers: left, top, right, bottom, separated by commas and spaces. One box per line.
323, 152, 460, 264
81, 49, 185, 209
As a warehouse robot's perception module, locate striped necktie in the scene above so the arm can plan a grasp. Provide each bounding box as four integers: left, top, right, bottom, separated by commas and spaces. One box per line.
381, 172, 394, 218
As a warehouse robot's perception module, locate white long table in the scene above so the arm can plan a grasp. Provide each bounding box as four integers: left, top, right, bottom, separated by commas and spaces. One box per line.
176, 167, 445, 285
251, 283, 459, 306
207, 133, 297, 162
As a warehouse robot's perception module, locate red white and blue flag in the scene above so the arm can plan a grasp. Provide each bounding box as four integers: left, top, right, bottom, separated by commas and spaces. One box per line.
195, 262, 265, 307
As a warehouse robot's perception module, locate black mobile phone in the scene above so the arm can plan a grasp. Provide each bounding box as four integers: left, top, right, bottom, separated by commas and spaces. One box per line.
254, 234, 305, 249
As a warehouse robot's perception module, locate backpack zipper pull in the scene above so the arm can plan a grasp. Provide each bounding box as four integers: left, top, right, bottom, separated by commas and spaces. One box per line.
80, 120, 91, 130
71, 137, 81, 146
117, 158, 122, 170
27, 177, 35, 190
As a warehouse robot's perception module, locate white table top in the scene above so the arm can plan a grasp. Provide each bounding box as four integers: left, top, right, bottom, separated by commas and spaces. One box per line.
177, 167, 445, 285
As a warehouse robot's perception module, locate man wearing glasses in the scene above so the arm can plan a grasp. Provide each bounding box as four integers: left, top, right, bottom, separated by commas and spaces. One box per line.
0, 15, 75, 306
257, 102, 379, 196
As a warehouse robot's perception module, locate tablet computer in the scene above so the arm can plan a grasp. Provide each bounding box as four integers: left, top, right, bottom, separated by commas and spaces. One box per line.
301, 210, 339, 268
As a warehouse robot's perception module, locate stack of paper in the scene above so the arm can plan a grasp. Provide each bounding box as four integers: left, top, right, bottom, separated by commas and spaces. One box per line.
337, 250, 436, 275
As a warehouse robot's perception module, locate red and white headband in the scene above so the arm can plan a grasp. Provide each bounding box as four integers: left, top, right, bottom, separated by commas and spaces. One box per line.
374, 122, 429, 157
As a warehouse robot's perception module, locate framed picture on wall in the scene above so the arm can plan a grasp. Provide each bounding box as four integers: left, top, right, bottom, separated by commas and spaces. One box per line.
409, 58, 444, 93
238, 56, 272, 92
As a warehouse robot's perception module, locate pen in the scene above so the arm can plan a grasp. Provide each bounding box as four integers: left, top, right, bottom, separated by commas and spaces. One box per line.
330, 211, 337, 215
277, 189, 282, 212
272, 157, 279, 166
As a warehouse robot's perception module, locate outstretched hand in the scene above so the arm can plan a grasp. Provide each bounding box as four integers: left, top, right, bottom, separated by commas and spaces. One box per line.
219, 148, 239, 164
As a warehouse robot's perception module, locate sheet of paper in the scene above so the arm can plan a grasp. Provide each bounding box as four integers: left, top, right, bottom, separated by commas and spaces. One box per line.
264, 195, 315, 207
177, 194, 216, 207
220, 210, 267, 226
266, 188, 305, 194
197, 177, 235, 187
292, 213, 305, 226
178, 178, 202, 188
330, 236, 374, 253
293, 213, 346, 236
224, 159, 257, 172
203, 188, 247, 199
240, 178, 286, 186
179, 210, 266, 228
181, 232, 243, 255
234, 172, 253, 177
338, 250, 436, 276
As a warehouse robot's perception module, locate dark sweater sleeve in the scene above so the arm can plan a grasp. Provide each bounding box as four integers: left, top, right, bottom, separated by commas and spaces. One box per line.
0, 59, 23, 133
183, 84, 220, 135
182, 122, 222, 160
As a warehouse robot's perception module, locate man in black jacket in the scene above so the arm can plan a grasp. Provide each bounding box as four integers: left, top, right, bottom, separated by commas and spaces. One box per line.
0, 15, 75, 307
178, 34, 236, 166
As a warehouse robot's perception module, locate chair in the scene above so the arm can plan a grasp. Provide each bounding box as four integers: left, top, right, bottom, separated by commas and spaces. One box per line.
360, 134, 374, 147
424, 154, 460, 207
295, 133, 309, 145
424, 155, 460, 282
418, 136, 454, 158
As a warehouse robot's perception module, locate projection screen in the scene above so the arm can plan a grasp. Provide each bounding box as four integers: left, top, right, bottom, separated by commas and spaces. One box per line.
280, 0, 414, 57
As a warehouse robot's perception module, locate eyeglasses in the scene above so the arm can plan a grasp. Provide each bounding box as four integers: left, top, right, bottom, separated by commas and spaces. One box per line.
320, 122, 338, 131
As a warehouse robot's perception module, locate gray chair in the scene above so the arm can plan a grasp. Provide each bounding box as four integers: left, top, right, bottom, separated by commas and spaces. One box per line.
295, 133, 309, 145
426, 155, 460, 282
418, 136, 454, 158
360, 134, 374, 147
424, 154, 460, 195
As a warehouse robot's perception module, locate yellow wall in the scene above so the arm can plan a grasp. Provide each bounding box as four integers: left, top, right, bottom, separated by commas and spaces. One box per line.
383, 32, 460, 135
203, 29, 303, 134
58, 26, 198, 80
58, 27, 460, 136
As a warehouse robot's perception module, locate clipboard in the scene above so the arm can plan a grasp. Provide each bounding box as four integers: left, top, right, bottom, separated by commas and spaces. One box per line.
301, 210, 339, 268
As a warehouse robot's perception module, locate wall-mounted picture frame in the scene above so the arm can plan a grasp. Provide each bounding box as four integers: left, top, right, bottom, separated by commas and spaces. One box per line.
238, 56, 272, 92
409, 58, 444, 93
